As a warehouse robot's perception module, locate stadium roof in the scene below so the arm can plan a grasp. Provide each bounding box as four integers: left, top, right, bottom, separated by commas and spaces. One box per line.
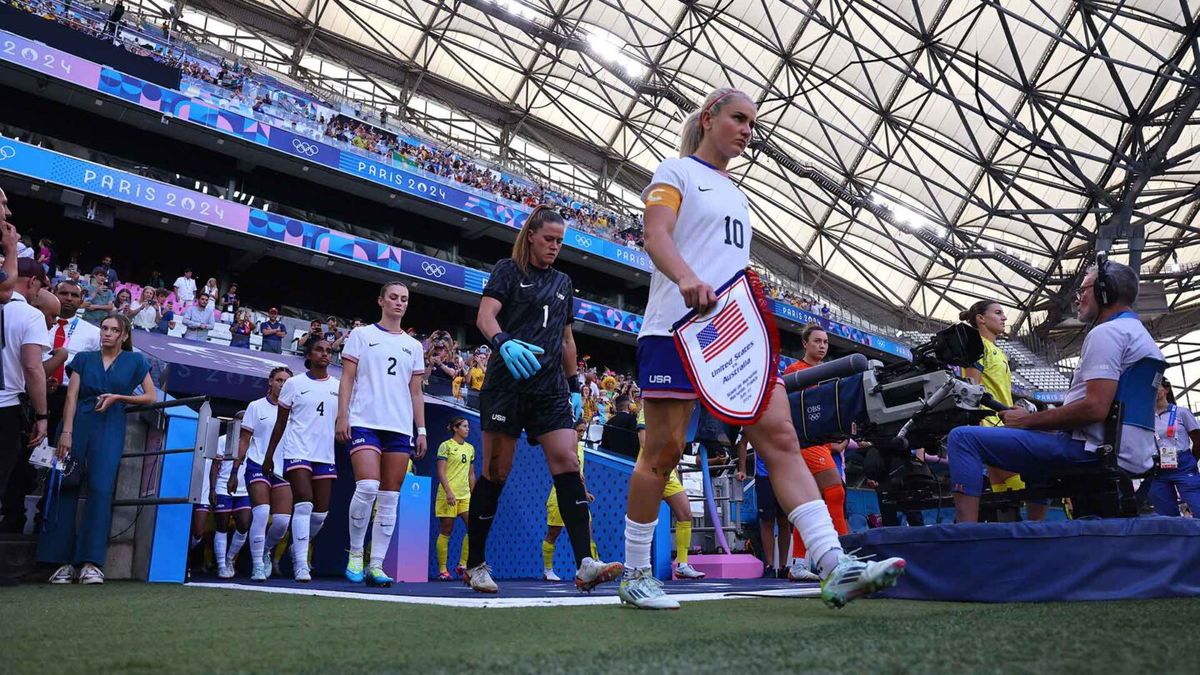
177, 0, 1199, 331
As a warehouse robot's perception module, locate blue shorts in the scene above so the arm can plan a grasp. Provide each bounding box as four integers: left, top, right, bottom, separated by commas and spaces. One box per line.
215, 494, 252, 513
283, 459, 338, 480
194, 503, 211, 512
244, 458, 289, 488
349, 426, 414, 456
637, 336, 696, 399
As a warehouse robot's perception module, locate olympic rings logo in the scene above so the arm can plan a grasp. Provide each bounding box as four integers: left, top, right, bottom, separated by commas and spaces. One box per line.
291, 139, 320, 157
574, 234, 593, 248
421, 261, 447, 278
0, 145, 15, 161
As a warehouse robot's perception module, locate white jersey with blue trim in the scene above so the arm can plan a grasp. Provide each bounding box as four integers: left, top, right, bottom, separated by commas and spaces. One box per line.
277, 372, 340, 464
342, 324, 425, 434
242, 396, 281, 465
639, 155, 752, 338
215, 432, 249, 497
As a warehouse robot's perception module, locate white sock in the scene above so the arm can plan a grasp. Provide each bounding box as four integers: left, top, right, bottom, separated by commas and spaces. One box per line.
347, 479, 379, 555
249, 505, 270, 562
623, 516, 657, 576
229, 530, 247, 564
265, 513, 291, 553
787, 500, 843, 578
369, 491, 400, 569
310, 511, 328, 540
213, 530, 228, 569
291, 502, 313, 570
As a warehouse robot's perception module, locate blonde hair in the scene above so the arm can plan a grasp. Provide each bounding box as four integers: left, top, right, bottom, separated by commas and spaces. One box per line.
511, 205, 565, 275
679, 88, 751, 157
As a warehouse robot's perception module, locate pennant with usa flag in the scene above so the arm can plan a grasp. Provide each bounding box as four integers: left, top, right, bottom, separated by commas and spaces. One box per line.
673, 269, 780, 424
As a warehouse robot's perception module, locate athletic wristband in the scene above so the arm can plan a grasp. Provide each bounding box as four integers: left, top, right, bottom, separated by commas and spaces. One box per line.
490, 332, 511, 351
417, 427, 427, 436
567, 378, 581, 394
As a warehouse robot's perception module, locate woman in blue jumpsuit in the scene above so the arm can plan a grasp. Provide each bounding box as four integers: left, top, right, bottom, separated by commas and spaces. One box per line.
1149, 380, 1200, 517
38, 313, 157, 584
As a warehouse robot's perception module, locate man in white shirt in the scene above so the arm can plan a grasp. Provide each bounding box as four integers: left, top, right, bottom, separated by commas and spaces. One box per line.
1, 259, 51, 519
946, 259, 1163, 522
173, 268, 197, 305
182, 292, 216, 341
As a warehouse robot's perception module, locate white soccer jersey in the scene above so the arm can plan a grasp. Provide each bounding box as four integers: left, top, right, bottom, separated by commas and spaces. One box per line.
639, 156, 752, 338
342, 324, 425, 434
277, 372, 340, 464
242, 396, 281, 465
214, 432, 249, 498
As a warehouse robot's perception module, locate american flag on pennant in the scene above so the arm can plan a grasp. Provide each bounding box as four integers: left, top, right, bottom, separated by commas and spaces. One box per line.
697, 300, 749, 362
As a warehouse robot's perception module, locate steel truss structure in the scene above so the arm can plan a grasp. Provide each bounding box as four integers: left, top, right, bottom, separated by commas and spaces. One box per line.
131, 1, 1198, 340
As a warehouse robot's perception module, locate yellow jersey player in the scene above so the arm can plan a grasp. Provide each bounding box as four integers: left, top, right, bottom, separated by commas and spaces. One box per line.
435, 417, 475, 580
541, 420, 599, 581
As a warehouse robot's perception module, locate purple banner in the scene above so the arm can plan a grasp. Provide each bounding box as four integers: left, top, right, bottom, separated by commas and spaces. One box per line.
1, 31, 101, 87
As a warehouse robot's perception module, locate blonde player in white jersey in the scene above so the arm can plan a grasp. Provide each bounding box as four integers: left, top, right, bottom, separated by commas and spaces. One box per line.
262, 339, 340, 583
229, 366, 294, 582
618, 87, 905, 610
336, 281, 427, 587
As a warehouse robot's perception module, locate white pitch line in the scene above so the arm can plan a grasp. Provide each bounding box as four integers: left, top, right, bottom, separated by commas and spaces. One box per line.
186, 582, 820, 608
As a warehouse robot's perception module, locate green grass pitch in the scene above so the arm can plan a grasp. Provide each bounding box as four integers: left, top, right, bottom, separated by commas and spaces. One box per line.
5, 583, 1194, 674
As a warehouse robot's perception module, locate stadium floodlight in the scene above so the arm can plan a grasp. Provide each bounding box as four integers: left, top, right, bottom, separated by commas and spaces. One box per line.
585, 26, 647, 79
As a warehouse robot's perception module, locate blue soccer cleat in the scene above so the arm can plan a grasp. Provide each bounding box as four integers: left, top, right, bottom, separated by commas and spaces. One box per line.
365, 566, 394, 588
345, 553, 365, 583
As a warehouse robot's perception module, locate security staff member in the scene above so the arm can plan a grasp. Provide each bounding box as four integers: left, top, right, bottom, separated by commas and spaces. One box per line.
1148, 380, 1200, 516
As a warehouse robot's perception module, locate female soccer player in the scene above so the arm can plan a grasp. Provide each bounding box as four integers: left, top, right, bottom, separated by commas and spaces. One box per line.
634, 407, 704, 579
210, 420, 251, 579
229, 366, 294, 582
960, 300, 1046, 520
262, 339, 339, 583
541, 419, 600, 582
464, 205, 623, 594
435, 417, 474, 580
336, 281, 426, 587
781, 325, 848, 581
621, 87, 905, 610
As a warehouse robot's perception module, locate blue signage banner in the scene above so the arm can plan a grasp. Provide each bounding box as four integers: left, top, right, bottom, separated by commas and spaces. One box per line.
771, 300, 911, 359
267, 127, 341, 167
400, 250, 466, 289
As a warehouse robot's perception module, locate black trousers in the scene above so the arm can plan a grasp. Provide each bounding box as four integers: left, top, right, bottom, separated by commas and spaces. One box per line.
1, 388, 65, 527
0, 405, 24, 508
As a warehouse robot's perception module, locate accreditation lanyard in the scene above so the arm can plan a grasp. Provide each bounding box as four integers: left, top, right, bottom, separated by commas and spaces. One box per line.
1166, 404, 1178, 439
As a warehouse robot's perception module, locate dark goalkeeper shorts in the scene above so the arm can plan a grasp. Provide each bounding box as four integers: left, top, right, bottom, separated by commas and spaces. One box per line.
479, 388, 574, 444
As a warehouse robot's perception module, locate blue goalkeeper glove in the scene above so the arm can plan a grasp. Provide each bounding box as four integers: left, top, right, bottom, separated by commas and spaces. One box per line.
493, 333, 544, 380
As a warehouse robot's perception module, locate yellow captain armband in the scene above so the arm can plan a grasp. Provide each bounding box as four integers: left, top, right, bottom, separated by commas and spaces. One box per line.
643, 184, 682, 211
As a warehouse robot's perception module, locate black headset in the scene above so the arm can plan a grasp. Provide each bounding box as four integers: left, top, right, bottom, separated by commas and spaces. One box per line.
1093, 251, 1112, 306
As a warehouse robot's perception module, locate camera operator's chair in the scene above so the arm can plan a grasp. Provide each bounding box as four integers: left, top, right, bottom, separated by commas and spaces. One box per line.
1001, 357, 1166, 518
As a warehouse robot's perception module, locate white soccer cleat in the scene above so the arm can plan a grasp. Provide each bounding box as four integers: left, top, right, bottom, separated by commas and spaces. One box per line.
294, 565, 312, 583
673, 562, 706, 579
250, 562, 268, 582
542, 568, 561, 582
78, 563, 105, 585
618, 568, 680, 610
466, 563, 499, 594
575, 557, 623, 593
49, 564, 75, 584
217, 564, 235, 579
820, 553, 906, 609
787, 561, 820, 583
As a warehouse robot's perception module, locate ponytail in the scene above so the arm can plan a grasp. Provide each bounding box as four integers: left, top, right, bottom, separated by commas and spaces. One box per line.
959, 300, 999, 331
680, 87, 750, 157
512, 205, 565, 275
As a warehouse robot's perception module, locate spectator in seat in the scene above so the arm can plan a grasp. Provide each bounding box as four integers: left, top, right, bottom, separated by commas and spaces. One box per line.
182, 293, 216, 342
91, 255, 118, 287
202, 278, 219, 302
220, 283, 241, 324
173, 268, 196, 306
600, 395, 640, 460
230, 310, 254, 349
37, 238, 54, 276
128, 287, 160, 332
153, 291, 176, 335
113, 289, 133, 317
946, 260, 1163, 522
425, 335, 458, 397
259, 307, 286, 354
466, 351, 487, 409
39, 313, 156, 585
81, 276, 114, 326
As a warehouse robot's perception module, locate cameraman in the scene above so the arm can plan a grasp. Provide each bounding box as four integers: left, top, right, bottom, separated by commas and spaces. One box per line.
946, 260, 1162, 522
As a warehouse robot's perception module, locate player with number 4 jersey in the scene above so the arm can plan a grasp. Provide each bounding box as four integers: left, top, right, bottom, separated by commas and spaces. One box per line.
337, 281, 428, 588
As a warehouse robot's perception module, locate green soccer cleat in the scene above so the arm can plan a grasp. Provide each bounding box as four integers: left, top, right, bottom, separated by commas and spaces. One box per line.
365, 566, 394, 588
820, 553, 906, 609
618, 568, 680, 610
345, 552, 365, 583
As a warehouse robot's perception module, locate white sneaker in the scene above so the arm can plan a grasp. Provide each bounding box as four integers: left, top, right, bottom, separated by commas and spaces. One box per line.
466, 563, 498, 594
787, 561, 820, 582
575, 556, 624, 593
250, 562, 267, 582
78, 563, 105, 585
294, 565, 312, 583
49, 564, 75, 584
673, 562, 706, 579
820, 553, 906, 609
542, 568, 561, 582
217, 564, 235, 579
618, 568, 680, 610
